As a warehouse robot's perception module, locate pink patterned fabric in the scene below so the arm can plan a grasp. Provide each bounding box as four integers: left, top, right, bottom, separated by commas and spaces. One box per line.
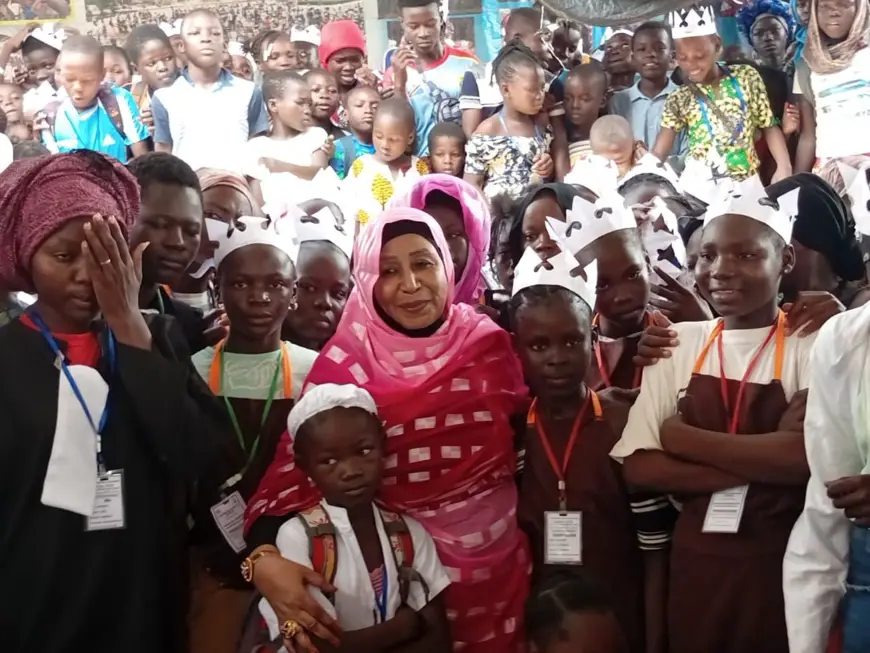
390, 174, 491, 306
245, 207, 530, 652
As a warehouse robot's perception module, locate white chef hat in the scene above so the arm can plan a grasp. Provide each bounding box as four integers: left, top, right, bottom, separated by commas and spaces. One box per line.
288, 384, 378, 441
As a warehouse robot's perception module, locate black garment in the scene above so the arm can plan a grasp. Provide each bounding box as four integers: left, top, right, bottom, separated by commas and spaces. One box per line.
0, 315, 223, 653
147, 285, 211, 354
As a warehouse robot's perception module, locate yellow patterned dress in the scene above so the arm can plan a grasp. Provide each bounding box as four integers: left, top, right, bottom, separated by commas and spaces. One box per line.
660, 64, 775, 181
341, 154, 430, 228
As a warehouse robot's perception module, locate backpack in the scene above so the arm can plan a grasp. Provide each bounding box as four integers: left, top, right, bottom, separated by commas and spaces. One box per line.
235, 505, 429, 653
43, 82, 125, 139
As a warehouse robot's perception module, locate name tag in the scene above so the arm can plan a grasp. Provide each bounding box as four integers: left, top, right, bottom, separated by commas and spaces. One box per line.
545, 511, 582, 565
211, 491, 247, 554
702, 485, 749, 534
86, 470, 125, 531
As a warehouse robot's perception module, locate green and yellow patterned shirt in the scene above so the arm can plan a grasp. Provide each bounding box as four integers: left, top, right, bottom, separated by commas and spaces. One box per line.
661, 65, 775, 180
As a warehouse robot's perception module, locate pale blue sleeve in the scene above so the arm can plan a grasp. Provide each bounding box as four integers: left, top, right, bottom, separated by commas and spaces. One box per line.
117, 87, 149, 144
151, 92, 172, 145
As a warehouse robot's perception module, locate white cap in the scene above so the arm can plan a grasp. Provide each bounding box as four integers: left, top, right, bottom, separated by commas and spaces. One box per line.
704, 175, 801, 242
27, 24, 65, 51
288, 384, 378, 441
547, 192, 637, 256
291, 26, 321, 46
511, 246, 598, 310
564, 155, 619, 197
668, 4, 719, 39
213, 216, 298, 268
602, 27, 634, 43
620, 153, 680, 189
160, 19, 182, 38
844, 162, 870, 235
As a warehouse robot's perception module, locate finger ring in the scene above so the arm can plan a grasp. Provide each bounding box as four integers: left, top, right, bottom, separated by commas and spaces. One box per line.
280, 619, 303, 639
100, 259, 112, 266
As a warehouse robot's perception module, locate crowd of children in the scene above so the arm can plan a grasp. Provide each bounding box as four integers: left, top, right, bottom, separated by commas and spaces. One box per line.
2, 0, 870, 652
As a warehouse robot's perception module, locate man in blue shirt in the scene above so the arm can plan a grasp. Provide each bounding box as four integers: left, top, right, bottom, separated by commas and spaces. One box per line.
41, 35, 149, 163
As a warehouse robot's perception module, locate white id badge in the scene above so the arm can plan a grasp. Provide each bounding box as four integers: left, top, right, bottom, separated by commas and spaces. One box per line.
545, 511, 582, 565
702, 485, 749, 534
211, 491, 247, 553
86, 470, 125, 531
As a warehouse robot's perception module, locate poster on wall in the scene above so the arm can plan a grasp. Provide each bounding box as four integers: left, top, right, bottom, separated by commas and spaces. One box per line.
0, 0, 71, 24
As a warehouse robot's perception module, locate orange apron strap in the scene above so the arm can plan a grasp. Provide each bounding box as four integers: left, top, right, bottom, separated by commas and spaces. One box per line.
693, 321, 724, 374
526, 398, 538, 425
590, 390, 602, 419
208, 340, 226, 394
281, 342, 293, 398
773, 311, 786, 381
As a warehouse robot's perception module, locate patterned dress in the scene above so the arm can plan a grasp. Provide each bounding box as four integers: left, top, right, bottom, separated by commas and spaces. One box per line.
341, 154, 430, 227
661, 65, 776, 180
465, 128, 553, 200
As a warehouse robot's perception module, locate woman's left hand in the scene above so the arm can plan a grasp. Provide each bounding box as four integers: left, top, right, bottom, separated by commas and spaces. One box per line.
783, 291, 845, 336
82, 214, 152, 349
532, 152, 554, 180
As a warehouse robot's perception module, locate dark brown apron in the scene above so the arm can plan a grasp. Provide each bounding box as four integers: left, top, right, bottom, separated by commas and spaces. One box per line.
668, 317, 805, 653
518, 392, 645, 653
587, 313, 645, 392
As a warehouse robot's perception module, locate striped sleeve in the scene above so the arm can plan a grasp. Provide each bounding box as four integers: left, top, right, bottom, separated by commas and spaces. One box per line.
629, 492, 678, 551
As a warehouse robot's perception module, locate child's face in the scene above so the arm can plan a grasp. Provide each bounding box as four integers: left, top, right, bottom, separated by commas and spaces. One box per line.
181, 13, 225, 70
219, 243, 296, 342
0, 83, 24, 124
513, 294, 592, 401
6, 121, 31, 144
373, 112, 414, 162
130, 182, 204, 286
24, 46, 59, 88
261, 36, 296, 72
536, 611, 628, 653
59, 52, 104, 110
502, 64, 546, 117
347, 87, 379, 135
271, 81, 313, 132
103, 50, 132, 88
493, 220, 514, 289
522, 192, 564, 258
591, 134, 634, 171
429, 135, 465, 176
424, 195, 469, 278
137, 38, 178, 90
230, 55, 254, 81
604, 34, 633, 75
581, 230, 649, 332
817, 0, 858, 40
633, 28, 671, 81
675, 36, 720, 84
284, 241, 351, 349
308, 73, 340, 121
564, 75, 605, 129
293, 42, 315, 70
296, 408, 385, 510
751, 15, 789, 62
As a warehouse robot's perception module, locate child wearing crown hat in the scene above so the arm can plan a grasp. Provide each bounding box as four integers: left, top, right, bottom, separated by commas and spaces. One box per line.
612, 175, 814, 653
653, 3, 792, 183
510, 242, 674, 653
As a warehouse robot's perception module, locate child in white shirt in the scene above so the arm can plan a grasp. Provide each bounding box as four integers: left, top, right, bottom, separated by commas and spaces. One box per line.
245, 70, 332, 209
260, 384, 452, 653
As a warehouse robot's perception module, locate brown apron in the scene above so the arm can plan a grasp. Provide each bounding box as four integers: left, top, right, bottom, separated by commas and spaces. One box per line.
587, 313, 645, 391
668, 315, 805, 653
518, 391, 645, 653
189, 342, 297, 653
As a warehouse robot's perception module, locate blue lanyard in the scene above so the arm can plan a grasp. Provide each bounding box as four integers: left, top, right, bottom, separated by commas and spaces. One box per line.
696, 68, 747, 146
30, 311, 115, 472
374, 570, 388, 623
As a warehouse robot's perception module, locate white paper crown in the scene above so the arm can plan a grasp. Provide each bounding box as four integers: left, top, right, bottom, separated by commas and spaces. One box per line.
642, 197, 688, 278
27, 24, 66, 51
512, 247, 598, 310
214, 216, 298, 268
668, 4, 718, 39
291, 26, 321, 46
292, 211, 353, 258
704, 175, 800, 242
564, 155, 620, 197
678, 150, 733, 205
844, 162, 870, 236
620, 153, 680, 188
547, 192, 637, 256
160, 19, 182, 38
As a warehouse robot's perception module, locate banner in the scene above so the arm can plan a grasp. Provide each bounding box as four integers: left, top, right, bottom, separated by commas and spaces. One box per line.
539, 0, 696, 27
0, 0, 71, 24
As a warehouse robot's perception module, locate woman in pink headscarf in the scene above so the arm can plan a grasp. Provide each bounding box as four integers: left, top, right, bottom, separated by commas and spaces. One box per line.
243, 207, 530, 653
390, 173, 491, 305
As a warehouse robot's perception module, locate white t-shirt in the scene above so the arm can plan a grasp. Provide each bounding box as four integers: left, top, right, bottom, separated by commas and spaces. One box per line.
796, 47, 870, 159
611, 319, 817, 460
244, 127, 329, 180
260, 501, 450, 636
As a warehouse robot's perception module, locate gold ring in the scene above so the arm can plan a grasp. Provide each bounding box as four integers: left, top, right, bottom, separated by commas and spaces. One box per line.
280, 619, 303, 639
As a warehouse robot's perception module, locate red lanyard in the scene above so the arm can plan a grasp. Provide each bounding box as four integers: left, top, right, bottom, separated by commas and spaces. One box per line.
592, 313, 646, 389
528, 391, 602, 511
693, 312, 786, 434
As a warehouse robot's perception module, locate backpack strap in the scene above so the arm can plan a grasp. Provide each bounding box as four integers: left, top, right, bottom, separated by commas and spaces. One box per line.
297, 505, 338, 604
97, 83, 126, 138
378, 507, 429, 606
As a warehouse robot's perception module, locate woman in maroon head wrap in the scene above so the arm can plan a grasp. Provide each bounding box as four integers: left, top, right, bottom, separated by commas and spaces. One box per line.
0, 150, 222, 653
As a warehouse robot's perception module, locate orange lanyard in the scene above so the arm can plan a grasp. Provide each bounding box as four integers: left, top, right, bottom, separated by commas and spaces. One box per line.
208, 340, 293, 398
592, 312, 647, 389
528, 391, 603, 511
692, 312, 786, 434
